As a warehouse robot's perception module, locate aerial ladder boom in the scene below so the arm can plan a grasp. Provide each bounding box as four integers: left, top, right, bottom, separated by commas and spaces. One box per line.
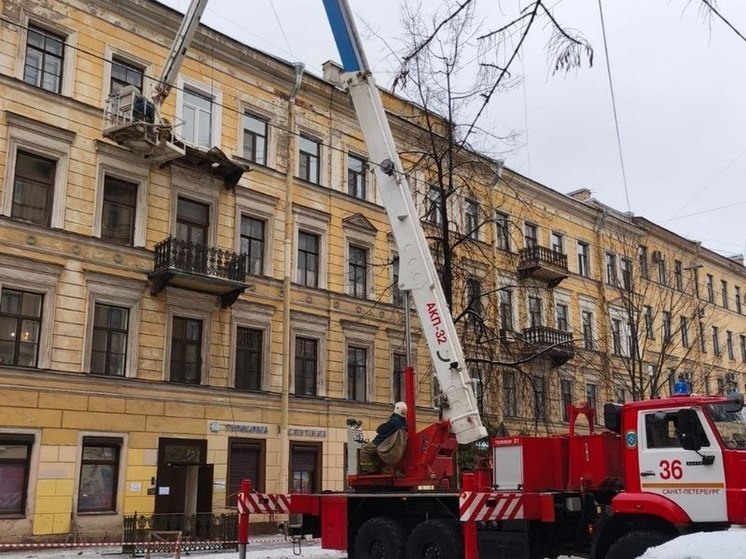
322, 0, 487, 445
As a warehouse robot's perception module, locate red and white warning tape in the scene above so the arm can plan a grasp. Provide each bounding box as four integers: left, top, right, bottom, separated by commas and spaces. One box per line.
0, 540, 238, 549
459, 492, 524, 522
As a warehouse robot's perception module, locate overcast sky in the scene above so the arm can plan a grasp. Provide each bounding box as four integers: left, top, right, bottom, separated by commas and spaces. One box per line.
161, 0, 745, 258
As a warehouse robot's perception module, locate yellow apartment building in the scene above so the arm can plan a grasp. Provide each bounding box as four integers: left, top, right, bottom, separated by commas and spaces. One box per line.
0, 0, 744, 544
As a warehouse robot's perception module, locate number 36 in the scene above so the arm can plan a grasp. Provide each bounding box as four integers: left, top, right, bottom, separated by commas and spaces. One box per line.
659, 459, 683, 480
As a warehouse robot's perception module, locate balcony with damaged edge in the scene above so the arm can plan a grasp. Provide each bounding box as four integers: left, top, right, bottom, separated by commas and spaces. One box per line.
149, 237, 248, 307
517, 245, 569, 287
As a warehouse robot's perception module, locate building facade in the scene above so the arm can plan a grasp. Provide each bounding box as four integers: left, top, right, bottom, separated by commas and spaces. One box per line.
0, 0, 744, 543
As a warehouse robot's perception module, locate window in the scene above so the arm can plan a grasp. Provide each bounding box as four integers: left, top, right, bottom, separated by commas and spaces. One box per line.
110, 56, 143, 96
530, 375, 547, 419
585, 383, 598, 419
495, 212, 510, 251
577, 242, 590, 277
0, 288, 43, 367
645, 413, 708, 449
90, 303, 128, 376
611, 319, 623, 355
616, 386, 628, 404
605, 253, 617, 285
657, 256, 667, 286
712, 326, 721, 356
425, 187, 442, 226
721, 280, 729, 309
12, 150, 56, 226
556, 303, 569, 332
638, 245, 649, 280
524, 223, 538, 248
348, 245, 368, 298
0, 434, 34, 515
727, 331, 735, 360
170, 317, 202, 384
100, 176, 137, 245
347, 345, 367, 402
77, 437, 121, 513
560, 379, 573, 422
500, 289, 514, 331
235, 327, 262, 390
581, 310, 594, 350
528, 296, 543, 328
707, 274, 715, 303
699, 320, 707, 352
227, 439, 264, 506
290, 443, 321, 494
466, 278, 482, 317
620, 258, 632, 291
182, 87, 213, 148
680, 316, 689, 348
294, 337, 318, 396
465, 199, 479, 240
391, 257, 403, 307
662, 311, 672, 344
240, 216, 265, 276
736, 286, 742, 314
242, 113, 268, 165
674, 260, 683, 291
644, 306, 655, 339
741, 335, 746, 363
297, 231, 320, 287
299, 136, 320, 184
550, 232, 564, 254
393, 352, 407, 402
176, 197, 209, 245
24, 25, 65, 93
503, 371, 517, 417
347, 154, 367, 199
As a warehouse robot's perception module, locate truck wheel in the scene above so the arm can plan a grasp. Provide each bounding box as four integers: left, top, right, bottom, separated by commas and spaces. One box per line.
353, 517, 406, 559
406, 518, 463, 559
605, 531, 669, 559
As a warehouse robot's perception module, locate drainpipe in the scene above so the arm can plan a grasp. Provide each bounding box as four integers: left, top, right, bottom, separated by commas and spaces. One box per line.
280, 62, 305, 495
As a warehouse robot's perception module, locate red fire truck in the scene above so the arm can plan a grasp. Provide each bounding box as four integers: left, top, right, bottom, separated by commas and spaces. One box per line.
238, 1, 746, 558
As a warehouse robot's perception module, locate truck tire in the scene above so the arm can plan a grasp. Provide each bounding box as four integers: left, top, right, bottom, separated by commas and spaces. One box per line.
406, 518, 463, 559
605, 531, 669, 559
353, 517, 406, 559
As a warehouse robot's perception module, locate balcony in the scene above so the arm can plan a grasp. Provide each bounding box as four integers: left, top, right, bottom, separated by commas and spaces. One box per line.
517, 245, 569, 287
149, 237, 247, 307
522, 326, 575, 366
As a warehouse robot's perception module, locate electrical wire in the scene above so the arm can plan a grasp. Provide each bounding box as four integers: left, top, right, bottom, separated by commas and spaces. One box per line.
597, 0, 632, 214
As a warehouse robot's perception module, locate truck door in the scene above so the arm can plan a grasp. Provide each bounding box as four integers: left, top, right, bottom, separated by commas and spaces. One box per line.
638, 407, 726, 522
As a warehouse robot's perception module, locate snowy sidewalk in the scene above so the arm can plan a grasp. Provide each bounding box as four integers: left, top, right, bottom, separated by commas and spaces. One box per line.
0, 535, 347, 559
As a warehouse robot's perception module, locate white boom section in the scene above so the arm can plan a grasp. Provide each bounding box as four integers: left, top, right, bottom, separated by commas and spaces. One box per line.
151, 0, 209, 106
323, 0, 486, 445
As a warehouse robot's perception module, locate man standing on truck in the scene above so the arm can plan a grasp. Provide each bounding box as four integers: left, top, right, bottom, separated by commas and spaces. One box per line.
359, 402, 408, 474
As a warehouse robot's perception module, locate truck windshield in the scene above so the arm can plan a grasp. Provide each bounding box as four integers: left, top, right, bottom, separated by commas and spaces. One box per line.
705, 404, 746, 450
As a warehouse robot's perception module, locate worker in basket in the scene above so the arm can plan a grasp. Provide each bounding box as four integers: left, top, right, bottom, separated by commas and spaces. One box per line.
359, 402, 408, 474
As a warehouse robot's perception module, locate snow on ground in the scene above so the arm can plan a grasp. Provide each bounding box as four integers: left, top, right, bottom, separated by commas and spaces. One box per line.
0, 536, 346, 559
639, 530, 746, 559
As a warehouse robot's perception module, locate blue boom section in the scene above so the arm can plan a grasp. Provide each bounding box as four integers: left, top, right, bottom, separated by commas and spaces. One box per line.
322, 0, 365, 73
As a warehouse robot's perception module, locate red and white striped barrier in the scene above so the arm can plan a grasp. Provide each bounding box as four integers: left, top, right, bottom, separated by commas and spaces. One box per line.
460, 492, 524, 522
238, 492, 291, 514
0, 540, 238, 549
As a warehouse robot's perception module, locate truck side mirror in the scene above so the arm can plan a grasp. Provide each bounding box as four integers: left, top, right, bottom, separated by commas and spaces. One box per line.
676, 408, 703, 452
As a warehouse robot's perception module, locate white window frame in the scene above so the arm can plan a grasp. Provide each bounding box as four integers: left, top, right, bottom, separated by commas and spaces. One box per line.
235, 189, 277, 279
293, 206, 330, 290
342, 321, 377, 403
290, 311, 328, 397
100, 46, 153, 107
579, 296, 597, 350
344, 224, 376, 299
526, 293, 545, 328
554, 290, 572, 332
163, 289, 215, 384
387, 328, 419, 403
0, 255, 60, 370
2, 112, 74, 229
230, 301, 274, 391
175, 76, 223, 151
72, 432, 127, 516
608, 306, 631, 357
82, 273, 144, 378
296, 129, 325, 186
170, 166, 221, 247
16, 13, 77, 97
237, 102, 276, 168
94, 143, 149, 247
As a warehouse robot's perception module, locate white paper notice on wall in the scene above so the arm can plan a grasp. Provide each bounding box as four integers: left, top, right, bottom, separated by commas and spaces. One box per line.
213, 480, 226, 489
130, 482, 142, 493
158, 486, 170, 495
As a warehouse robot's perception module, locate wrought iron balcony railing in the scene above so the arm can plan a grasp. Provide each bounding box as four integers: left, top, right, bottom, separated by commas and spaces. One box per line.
517, 245, 569, 287
521, 325, 575, 365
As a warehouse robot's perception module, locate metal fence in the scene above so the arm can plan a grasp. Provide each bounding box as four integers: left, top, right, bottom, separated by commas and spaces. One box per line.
122, 512, 237, 554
